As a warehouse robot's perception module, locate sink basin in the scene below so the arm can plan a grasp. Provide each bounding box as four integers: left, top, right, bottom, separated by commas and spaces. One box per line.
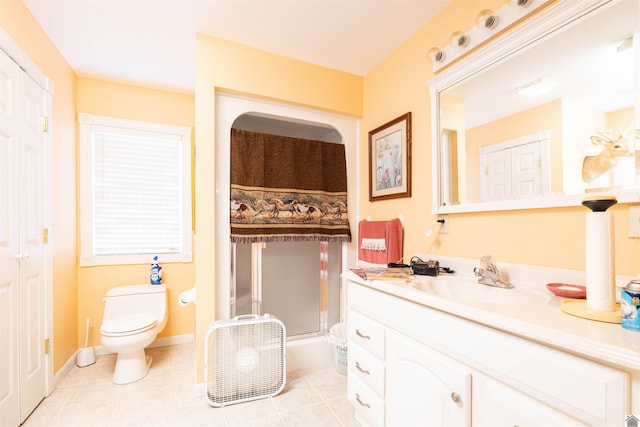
409, 276, 550, 305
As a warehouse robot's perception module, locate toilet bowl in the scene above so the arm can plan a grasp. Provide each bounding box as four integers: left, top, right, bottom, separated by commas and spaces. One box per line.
100, 284, 168, 384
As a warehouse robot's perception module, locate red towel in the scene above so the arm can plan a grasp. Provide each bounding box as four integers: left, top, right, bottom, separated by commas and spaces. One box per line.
358, 218, 403, 267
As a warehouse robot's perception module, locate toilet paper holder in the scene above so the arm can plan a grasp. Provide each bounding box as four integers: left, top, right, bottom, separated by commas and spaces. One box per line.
179, 287, 196, 306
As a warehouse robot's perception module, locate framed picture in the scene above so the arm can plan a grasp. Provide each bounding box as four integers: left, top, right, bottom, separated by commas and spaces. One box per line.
368, 112, 412, 201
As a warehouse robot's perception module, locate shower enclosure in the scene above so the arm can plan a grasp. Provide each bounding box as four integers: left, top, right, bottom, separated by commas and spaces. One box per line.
214, 93, 358, 350
229, 113, 344, 339
231, 241, 342, 339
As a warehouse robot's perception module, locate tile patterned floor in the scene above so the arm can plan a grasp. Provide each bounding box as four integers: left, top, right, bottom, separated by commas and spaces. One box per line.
24, 344, 358, 427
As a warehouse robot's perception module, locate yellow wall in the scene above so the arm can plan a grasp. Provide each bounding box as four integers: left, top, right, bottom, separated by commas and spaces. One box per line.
359, 0, 504, 257
361, 0, 640, 275
194, 35, 363, 379
0, 0, 78, 373
76, 77, 196, 347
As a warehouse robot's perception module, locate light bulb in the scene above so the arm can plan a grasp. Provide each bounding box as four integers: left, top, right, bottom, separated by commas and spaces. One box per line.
476, 9, 499, 30
427, 47, 445, 63
508, 0, 533, 7
450, 31, 470, 48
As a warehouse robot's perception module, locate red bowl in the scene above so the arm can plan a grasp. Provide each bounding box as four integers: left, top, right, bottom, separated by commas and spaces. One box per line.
546, 283, 586, 299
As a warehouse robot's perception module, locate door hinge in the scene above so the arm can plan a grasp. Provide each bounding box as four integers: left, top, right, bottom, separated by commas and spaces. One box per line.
42, 228, 49, 244
44, 338, 51, 355
41, 116, 49, 133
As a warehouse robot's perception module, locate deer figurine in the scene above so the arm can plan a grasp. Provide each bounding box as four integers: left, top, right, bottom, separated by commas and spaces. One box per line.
581, 128, 639, 183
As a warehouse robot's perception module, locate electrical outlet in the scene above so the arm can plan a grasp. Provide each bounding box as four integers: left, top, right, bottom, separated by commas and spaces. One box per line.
629, 205, 640, 238
439, 215, 449, 234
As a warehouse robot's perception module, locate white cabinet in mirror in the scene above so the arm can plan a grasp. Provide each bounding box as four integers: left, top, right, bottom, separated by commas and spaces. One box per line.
428, 0, 640, 214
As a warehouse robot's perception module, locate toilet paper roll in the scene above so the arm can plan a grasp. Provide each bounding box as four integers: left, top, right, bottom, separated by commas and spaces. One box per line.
178, 287, 196, 306
585, 211, 616, 312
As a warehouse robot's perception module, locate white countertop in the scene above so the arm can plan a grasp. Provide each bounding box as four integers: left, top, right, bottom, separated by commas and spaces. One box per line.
344, 255, 640, 373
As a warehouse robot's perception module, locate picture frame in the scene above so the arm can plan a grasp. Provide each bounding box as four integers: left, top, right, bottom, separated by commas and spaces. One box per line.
368, 112, 412, 201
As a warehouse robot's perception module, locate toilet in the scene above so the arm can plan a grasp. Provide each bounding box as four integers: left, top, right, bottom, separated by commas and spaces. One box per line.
100, 284, 168, 384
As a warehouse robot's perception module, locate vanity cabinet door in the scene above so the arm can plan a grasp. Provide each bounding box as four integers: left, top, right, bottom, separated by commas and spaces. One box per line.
386, 331, 471, 427
472, 372, 589, 427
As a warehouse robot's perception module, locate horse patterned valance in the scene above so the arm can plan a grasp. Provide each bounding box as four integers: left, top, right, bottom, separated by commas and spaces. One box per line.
230, 128, 352, 243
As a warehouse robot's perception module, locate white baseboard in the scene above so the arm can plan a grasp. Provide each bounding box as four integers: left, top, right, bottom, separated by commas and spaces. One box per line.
151, 333, 194, 348
59, 334, 330, 394
94, 333, 194, 356
55, 333, 195, 385
53, 352, 79, 390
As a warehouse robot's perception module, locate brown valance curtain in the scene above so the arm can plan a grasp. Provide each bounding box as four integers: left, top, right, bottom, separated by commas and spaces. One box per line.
230, 128, 351, 243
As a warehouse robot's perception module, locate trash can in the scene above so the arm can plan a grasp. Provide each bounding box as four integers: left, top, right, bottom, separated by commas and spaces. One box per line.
328, 322, 348, 375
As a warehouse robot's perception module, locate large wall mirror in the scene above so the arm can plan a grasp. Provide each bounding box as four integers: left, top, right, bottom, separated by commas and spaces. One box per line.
429, 0, 639, 213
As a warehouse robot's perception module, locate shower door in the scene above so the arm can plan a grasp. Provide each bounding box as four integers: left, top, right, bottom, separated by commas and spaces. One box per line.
232, 241, 341, 339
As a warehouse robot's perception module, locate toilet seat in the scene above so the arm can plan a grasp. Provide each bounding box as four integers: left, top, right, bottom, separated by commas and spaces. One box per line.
101, 313, 157, 337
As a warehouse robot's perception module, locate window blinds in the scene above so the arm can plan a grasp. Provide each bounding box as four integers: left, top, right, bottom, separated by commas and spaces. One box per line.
92, 130, 183, 255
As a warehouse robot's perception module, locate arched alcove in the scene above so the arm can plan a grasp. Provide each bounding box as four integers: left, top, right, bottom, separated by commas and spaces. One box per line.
214, 93, 359, 330
230, 112, 347, 338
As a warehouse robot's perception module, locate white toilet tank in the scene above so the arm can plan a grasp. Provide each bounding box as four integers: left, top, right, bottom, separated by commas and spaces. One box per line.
103, 284, 167, 324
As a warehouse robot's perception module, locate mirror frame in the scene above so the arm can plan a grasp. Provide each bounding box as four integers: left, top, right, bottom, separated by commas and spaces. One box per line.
428, 0, 640, 214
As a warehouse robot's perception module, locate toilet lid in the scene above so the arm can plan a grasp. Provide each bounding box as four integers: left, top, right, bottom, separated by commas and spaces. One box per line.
101, 313, 157, 336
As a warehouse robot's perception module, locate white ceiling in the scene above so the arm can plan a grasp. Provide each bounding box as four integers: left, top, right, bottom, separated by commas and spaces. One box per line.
23, 0, 450, 94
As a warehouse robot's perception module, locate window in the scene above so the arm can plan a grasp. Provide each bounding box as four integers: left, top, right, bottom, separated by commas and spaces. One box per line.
79, 113, 192, 266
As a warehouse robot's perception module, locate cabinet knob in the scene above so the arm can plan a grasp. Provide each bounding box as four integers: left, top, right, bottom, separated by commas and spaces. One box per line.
355, 361, 370, 375
450, 392, 460, 403
355, 393, 371, 408
355, 329, 371, 340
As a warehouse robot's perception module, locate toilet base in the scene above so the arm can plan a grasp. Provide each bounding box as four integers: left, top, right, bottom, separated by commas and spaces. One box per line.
112, 349, 153, 384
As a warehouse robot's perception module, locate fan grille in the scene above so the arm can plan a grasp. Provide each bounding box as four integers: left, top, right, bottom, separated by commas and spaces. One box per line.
205, 316, 286, 407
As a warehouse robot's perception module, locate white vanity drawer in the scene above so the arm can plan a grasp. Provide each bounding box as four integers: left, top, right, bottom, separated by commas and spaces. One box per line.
348, 373, 385, 427
349, 310, 385, 359
349, 343, 385, 397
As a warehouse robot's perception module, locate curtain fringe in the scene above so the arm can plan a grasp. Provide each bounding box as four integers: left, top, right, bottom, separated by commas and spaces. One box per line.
230, 235, 350, 244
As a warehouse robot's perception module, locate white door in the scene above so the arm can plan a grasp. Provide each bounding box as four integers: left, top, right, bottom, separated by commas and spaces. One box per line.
386, 331, 471, 427
486, 149, 511, 201
511, 141, 541, 199
0, 43, 21, 427
481, 136, 545, 202
18, 66, 48, 423
0, 47, 49, 426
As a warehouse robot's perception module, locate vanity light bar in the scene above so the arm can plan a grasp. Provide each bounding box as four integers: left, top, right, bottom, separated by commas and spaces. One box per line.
428, 0, 552, 72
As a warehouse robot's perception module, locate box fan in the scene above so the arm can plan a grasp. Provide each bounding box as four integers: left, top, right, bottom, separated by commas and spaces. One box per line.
205, 314, 286, 407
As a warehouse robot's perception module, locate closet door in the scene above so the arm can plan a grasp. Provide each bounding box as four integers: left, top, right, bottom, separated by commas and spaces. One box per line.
18, 65, 48, 422
485, 148, 511, 201
511, 140, 541, 198
0, 45, 21, 427
0, 47, 48, 426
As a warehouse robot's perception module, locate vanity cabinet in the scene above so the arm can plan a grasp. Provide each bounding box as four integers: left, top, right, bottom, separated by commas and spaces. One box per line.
386, 331, 471, 426
347, 310, 386, 426
472, 372, 589, 426
346, 279, 628, 427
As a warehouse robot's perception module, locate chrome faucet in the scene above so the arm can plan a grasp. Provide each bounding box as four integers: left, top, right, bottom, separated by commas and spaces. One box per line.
473, 255, 513, 289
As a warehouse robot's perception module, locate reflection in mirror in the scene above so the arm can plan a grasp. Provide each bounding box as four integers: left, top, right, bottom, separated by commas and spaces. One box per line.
430, 0, 639, 213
